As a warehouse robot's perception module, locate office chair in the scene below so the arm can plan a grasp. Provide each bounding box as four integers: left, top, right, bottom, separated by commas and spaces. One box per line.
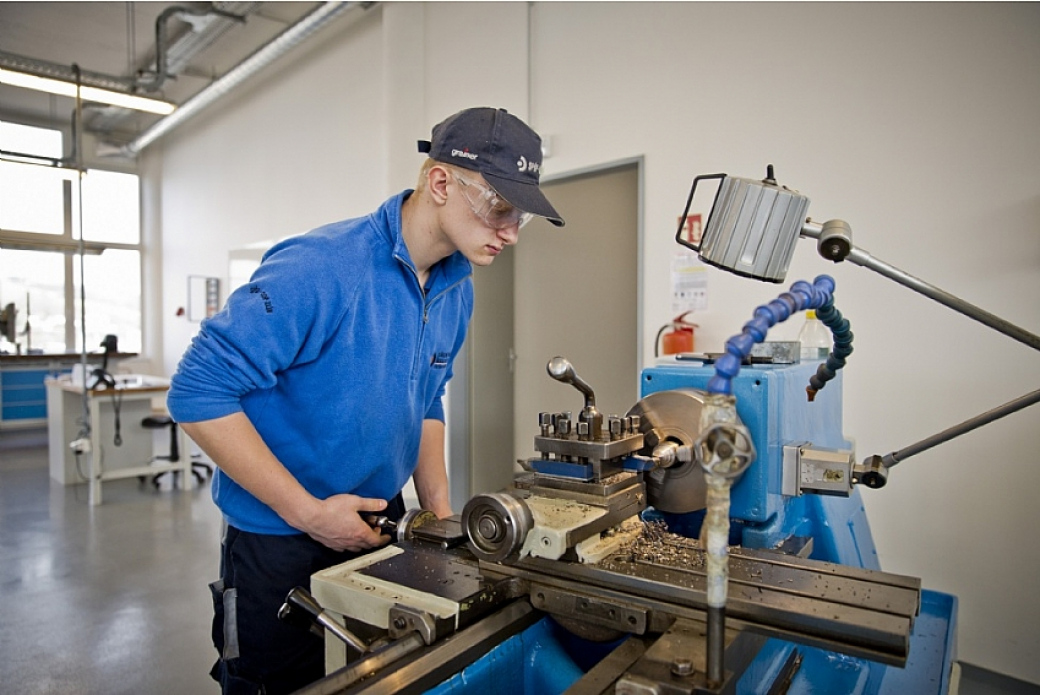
140, 414, 212, 488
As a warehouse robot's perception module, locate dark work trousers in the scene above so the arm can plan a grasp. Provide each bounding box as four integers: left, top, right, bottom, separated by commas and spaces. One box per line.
209, 494, 404, 695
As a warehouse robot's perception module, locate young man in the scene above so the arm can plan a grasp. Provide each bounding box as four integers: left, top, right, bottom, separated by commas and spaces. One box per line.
167, 107, 564, 694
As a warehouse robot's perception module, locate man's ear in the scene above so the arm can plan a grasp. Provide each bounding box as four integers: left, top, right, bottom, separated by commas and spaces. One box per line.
427, 164, 451, 205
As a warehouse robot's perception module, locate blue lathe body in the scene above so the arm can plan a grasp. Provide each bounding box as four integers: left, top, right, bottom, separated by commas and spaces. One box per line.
643, 360, 873, 564
300, 360, 957, 695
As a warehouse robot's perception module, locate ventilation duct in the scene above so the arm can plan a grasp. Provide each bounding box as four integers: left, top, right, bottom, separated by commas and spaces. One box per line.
89, 2, 261, 133
135, 3, 252, 93
123, 1, 363, 156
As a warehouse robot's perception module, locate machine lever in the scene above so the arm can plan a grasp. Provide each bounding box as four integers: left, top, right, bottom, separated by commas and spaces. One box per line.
547, 356, 596, 409
547, 356, 604, 439
279, 587, 369, 653
365, 515, 398, 533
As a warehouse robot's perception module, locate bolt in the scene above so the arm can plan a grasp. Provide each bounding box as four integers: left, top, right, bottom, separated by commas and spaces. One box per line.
671, 658, 694, 677
478, 516, 501, 541
393, 617, 407, 630
539, 412, 551, 436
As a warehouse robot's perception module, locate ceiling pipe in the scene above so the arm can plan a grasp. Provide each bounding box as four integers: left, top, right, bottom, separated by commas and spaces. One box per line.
159, 2, 262, 80
136, 4, 247, 93
122, 1, 364, 156
89, 2, 260, 133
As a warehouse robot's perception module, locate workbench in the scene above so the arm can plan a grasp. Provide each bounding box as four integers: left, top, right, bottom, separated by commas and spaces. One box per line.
0, 352, 137, 430
45, 375, 194, 505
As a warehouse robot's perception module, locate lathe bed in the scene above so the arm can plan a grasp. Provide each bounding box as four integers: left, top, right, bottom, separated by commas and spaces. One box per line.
303, 514, 922, 694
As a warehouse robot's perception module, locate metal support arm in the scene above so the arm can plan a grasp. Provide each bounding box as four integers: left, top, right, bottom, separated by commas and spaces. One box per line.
800, 219, 1040, 485
802, 220, 1040, 352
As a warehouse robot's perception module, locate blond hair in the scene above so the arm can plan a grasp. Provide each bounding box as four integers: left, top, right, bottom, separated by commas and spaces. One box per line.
415, 158, 435, 192
416, 158, 474, 193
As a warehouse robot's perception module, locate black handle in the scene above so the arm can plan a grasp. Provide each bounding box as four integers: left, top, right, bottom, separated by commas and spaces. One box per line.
675, 172, 727, 253
278, 587, 324, 638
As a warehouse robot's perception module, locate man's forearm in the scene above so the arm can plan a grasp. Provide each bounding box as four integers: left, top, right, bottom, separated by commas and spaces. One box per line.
413, 419, 452, 518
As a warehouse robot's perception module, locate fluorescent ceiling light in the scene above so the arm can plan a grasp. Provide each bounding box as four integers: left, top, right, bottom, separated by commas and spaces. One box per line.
0, 67, 176, 116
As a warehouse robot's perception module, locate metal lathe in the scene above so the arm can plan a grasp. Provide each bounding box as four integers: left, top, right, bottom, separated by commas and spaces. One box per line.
285, 350, 956, 695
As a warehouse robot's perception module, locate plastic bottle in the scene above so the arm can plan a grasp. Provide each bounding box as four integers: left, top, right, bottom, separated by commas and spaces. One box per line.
798, 310, 830, 361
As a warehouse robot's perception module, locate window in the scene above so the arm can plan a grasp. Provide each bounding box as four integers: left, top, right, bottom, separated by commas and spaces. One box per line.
0, 121, 142, 355
0, 160, 67, 235
0, 250, 66, 353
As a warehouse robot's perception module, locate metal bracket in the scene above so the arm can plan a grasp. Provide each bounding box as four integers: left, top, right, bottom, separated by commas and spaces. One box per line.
853, 454, 889, 489
782, 443, 855, 497
387, 604, 448, 646
529, 584, 649, 635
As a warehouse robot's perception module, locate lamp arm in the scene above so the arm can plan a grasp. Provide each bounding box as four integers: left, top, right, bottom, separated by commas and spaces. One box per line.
801, 220, 1040, 352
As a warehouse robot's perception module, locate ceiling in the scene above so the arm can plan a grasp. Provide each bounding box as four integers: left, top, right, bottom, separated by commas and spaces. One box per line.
0, 2, 330, 147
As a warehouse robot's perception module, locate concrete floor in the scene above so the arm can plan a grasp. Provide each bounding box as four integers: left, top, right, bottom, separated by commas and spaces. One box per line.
2, 428, 1038, 695
0, 429, 222, 694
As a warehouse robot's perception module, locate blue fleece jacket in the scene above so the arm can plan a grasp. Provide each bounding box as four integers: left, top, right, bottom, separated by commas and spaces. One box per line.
167, 192, 473, 534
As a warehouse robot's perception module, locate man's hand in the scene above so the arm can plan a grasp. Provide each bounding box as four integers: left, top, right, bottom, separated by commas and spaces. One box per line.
296, 494, 392, 552
180, 415, 398, 551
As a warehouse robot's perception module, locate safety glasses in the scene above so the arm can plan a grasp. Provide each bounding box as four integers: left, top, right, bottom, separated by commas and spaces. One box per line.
453, 173, 533, 230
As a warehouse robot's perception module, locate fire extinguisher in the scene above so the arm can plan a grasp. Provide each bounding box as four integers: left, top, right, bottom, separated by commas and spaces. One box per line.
655, 311, 698, 357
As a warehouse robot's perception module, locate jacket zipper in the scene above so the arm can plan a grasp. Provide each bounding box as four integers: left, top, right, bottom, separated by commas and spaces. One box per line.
396, 254, 470, 379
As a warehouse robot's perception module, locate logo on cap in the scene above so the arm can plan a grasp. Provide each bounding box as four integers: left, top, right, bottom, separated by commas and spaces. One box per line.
452, 148, 478, 161
517, 156, 540, 175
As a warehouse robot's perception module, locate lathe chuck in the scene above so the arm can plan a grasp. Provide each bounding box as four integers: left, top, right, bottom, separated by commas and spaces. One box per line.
626, 388, 710, 514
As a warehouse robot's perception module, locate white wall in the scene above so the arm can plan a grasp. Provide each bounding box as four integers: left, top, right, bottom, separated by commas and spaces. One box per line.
157, 7, 388, 371
151, 2, 1040, 683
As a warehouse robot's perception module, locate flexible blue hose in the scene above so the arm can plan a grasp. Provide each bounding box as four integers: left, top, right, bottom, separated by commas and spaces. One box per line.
706, 275, 853, 399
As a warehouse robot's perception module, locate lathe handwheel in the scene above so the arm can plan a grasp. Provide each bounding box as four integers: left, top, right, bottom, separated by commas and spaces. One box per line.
395, 508, 439, 543
461, 492, 533, 563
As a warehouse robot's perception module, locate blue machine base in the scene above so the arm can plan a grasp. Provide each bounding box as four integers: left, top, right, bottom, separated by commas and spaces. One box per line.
425, 590, 957, 695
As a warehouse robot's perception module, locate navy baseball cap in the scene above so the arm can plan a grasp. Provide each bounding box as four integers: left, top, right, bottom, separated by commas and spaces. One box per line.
418, 107, 565, 227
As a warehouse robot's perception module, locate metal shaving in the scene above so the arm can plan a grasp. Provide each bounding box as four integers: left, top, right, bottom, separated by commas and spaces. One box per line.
601, 519, 706, 571
641, 519, 672, 544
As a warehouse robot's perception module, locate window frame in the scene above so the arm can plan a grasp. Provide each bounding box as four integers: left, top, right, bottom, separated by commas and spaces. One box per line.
1, 145, 143, 354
